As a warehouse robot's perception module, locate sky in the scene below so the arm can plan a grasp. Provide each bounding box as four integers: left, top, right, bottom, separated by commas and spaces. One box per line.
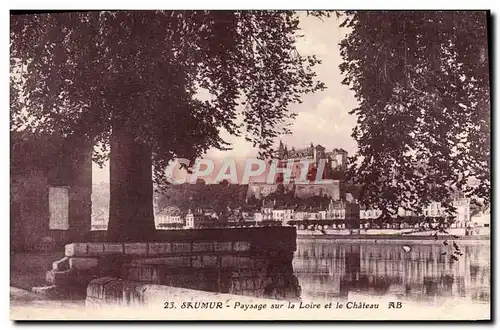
92, 13, 358, 184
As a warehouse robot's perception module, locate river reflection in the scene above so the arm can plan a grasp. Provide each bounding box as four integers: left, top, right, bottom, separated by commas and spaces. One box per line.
293, 239, 490, 304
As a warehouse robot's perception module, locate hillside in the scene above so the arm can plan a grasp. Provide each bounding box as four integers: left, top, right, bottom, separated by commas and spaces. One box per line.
156, 183, 249, 212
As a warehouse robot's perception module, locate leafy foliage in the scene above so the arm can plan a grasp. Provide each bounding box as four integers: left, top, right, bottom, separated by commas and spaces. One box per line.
10, 11, 326, 189
339, 11, 490, 216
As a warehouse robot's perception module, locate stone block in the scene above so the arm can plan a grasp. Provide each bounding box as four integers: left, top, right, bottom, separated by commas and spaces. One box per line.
222, 256, 254, 269
214, 241, 232, 252
233, 241, 251, 252
192, 242, 214, 252
132, 257, 191, 267
103, 243, 124, 254
126, 267, 140, 281
46, 269, 73, 286
165, 256, 191, 267
163, 274, 181, 287
172, 242, 191, 253
52, 257, 70, 271
124, 243, 148, 256
191, 256, 203, 268
86, 277, 116, 299
87, 243, 105, 255
269, 250, 281, 258
97, 255, 130, 277
263, 277, 273, 287
221, 256, 234, 268
122, 280, 145, 305
69, 257, 98, 270
32, 285, 61, 298
240, 268, 254, 277
253, 258, 269, 269
65, 243, 88, 257
151, 268, 161, 284
232, 256, 253, 269
86, 277, 157, 303
138, 267, 156, 282
254, 267, 268, 277
102, 278, 126, 303
33, 284, 88, 300
203, 256, 218, 267
148, 242, 172, 255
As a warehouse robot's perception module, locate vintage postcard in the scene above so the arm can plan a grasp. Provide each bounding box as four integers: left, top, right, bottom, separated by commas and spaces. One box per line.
9, 10, 491, 321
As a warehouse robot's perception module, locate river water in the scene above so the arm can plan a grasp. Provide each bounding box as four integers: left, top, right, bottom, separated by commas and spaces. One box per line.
293, 238, 490, 306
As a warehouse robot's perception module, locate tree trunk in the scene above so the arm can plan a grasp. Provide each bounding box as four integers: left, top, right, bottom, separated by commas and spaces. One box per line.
107, 124, 156, 242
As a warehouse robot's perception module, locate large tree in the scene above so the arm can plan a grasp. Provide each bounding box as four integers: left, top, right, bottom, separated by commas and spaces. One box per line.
339, 11, 490, 219
10, 11, 325, 241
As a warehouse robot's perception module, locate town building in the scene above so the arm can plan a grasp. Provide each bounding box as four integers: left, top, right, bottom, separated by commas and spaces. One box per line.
359, 207, 383, 229
326, 200, 360, 229
261, 201, 275, 221
286, 199, 360, 229
358, 192, 473, 229
156, 206, 184, 229
237, 206, 258, 223
303, 208, 323, 221
272, 205, 295, 224
293, 205, 311, 221
422, 194, 471, 228
254, 212, 264, 222
471, 207, 490, 231
359, 208, 383, 220
227, 211, 241, 223
185, 208, 218, 229
328, 148, 349, 171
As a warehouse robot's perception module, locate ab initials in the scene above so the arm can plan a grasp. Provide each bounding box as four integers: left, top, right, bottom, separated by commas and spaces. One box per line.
388, 302, 403, 309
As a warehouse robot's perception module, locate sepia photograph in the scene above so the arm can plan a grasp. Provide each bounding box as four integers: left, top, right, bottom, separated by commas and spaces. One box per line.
8, 9, 491, 321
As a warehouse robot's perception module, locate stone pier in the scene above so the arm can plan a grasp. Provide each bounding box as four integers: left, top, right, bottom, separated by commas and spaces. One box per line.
37, 227, 300, 301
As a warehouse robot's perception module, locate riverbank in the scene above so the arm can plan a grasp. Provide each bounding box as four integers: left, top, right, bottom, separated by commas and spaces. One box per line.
296, 236, 490, 245
297, 230, 490, 243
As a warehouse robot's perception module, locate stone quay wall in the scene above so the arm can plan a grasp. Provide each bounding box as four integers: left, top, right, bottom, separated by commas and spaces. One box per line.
40, 227, 299, 301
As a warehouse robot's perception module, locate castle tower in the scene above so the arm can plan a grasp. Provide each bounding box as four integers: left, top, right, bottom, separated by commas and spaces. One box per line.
313, 144, 326, 166
332, 148, 348, 170
278, 140, 285, 159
